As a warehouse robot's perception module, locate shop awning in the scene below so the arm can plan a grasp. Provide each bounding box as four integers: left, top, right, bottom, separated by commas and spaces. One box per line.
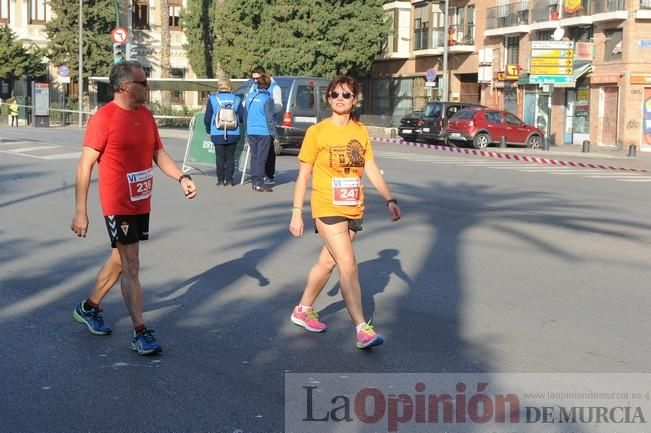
553, 63, 592, 88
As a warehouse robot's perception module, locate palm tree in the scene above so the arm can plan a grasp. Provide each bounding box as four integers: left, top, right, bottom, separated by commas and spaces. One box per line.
159, 0, 171, 103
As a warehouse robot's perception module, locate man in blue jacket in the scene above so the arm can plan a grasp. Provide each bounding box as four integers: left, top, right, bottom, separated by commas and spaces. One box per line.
244, 74, 277, 192
204, 79, 244, 186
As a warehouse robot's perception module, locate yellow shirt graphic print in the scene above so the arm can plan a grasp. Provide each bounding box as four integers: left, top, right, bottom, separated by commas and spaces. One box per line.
298, 119, 374, 219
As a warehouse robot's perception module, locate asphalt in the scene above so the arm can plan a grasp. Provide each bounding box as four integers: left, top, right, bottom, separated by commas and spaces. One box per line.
157, 125, 651, 169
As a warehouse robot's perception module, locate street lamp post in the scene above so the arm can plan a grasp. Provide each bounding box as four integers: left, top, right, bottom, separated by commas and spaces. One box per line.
78, 0, 83, 127
442, 0, 449, 102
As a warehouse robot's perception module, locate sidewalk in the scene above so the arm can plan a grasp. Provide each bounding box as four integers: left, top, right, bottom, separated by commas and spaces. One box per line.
366, 125, 651, 165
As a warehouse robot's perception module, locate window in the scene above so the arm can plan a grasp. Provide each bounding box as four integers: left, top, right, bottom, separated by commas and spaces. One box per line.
132, 0, 149, 30
170, 68, 184, 104
169, 0, 181, 30
383, 9, 399, 54
505, 112, 522, 125
0, 0, 9, 23
505, 36, 520, 65
486, 111, 503, 123
413, 3, 431, 50
29, 0, 46, 23
295, 85, 315, 110
452, 5, 475, 44
604, 29, 622, 62
537, 30, 553, 41
570, 26, 593, 42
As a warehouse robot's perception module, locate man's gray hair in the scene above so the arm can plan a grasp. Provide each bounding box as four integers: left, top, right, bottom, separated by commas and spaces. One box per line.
109, 60, 144, 93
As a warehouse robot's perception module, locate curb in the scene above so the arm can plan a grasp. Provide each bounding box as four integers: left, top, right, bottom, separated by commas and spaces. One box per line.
371, 136, 649, 173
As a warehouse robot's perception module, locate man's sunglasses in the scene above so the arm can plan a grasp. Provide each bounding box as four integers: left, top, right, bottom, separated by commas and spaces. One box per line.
329, 91, 353, 99
130, 80, 148, 87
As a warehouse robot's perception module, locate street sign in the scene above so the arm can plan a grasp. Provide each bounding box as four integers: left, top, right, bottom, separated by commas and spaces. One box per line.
530, 57, 573, 67
425, 68, 437, 82
58, 64, 70, 77
111, 27, 128, 44
529, 40, 574, 84
531, 49, 574, 58
530, 66, 573, 75
528, 75, 573, 84
531, 40, 573, 49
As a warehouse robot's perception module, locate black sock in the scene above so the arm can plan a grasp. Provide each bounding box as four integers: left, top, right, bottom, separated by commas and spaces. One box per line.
134, 324, 146, 334
84, 299, 99, 310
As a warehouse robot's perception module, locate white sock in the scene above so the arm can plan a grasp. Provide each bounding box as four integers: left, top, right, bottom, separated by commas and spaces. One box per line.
299, 304, 313, 312
356, 322, 367, 333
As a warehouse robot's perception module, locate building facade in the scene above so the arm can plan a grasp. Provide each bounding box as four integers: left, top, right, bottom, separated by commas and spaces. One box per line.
2, 0, 198, 107
372, 0, 651, 151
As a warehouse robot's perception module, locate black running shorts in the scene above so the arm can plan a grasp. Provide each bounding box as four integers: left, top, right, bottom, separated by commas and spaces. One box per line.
314, 216, 363, 234
104, 214, 150, 248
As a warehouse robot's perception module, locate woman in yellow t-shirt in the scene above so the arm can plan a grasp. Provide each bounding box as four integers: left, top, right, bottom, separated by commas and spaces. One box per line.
288, 76, 401, 349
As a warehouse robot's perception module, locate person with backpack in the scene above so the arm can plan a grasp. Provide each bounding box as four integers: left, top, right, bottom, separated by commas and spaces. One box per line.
244, 74, 277, 192
204, 79, 244, 186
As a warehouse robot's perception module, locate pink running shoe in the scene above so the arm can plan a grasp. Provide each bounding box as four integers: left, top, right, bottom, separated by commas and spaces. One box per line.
290, 306, 327, 333
356, 323, 384, 349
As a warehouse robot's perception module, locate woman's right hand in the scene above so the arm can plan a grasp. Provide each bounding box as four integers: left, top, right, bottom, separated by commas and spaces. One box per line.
289, 213, 304, 238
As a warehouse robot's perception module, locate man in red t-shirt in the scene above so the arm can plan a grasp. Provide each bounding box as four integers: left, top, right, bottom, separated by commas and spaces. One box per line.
70, 61, 198, 355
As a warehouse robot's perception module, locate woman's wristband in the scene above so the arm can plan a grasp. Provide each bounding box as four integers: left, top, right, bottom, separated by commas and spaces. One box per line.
386, 198, 398, 207
178, 174, 192, 183
291, 206, 303, 212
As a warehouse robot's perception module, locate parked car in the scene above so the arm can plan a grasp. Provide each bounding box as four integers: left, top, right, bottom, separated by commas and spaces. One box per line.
445, 108, 544, 149
235, 76, 331, 154
398, 101, 484, 143
396, 111, 424, 142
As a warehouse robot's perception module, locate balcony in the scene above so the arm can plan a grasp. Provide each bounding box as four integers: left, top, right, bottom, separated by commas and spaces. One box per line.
413, 27, 475, 56
638, 0, 651, 19
489, 0, 627, 34
486, 2, 531, 36
531, 1, 560, 24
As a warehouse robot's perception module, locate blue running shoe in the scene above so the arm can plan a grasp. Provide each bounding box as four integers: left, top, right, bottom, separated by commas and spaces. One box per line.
73, 301, 112, 335
131, 329, 162, 355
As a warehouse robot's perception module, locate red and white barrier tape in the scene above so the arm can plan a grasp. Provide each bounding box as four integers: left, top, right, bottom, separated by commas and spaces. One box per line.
371, 136, 648, 173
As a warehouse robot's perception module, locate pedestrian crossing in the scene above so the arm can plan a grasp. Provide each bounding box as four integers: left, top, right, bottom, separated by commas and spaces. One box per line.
0, 138, 80, 160
375, 150, 651, 183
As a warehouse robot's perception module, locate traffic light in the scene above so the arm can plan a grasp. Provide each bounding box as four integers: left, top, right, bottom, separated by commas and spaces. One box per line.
113, 43, 125, 64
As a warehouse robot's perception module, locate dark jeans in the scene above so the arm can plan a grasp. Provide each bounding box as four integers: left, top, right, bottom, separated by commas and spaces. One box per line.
213, 141, 236, 182
248, 135, 271, 186
265, 141, 276, 178
10, 115, 18, 127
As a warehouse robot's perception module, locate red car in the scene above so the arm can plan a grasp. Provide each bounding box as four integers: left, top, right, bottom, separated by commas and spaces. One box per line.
445, 108, 544, 149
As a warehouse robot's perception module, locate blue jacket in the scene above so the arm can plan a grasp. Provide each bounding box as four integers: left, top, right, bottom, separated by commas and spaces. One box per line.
244, 89, 277, 138
204, 92, 244, 144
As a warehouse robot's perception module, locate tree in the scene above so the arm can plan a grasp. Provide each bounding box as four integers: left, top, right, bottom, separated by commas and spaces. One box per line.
0, 25, 47, 81
159, 0, 171, 103
45, 0, 117, 79
182, 0, 216, 78
212, 0, 389, 78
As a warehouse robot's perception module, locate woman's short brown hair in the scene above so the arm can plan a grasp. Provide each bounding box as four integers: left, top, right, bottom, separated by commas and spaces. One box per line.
256, 74, 272, 89
326, 76, 360, 99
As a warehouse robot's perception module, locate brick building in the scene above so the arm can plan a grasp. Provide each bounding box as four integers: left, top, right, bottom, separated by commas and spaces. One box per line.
371, 0, 651, 151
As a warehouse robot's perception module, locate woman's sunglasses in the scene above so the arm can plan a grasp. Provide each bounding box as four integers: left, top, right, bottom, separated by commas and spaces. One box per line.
329, 91, 353, 99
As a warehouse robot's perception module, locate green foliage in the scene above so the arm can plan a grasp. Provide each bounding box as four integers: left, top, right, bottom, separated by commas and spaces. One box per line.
45, 0, 117, 79
147, 102, 200, 127
182, 0, 215, 78
0, 25, 47, 80
213, 0, 389, 78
